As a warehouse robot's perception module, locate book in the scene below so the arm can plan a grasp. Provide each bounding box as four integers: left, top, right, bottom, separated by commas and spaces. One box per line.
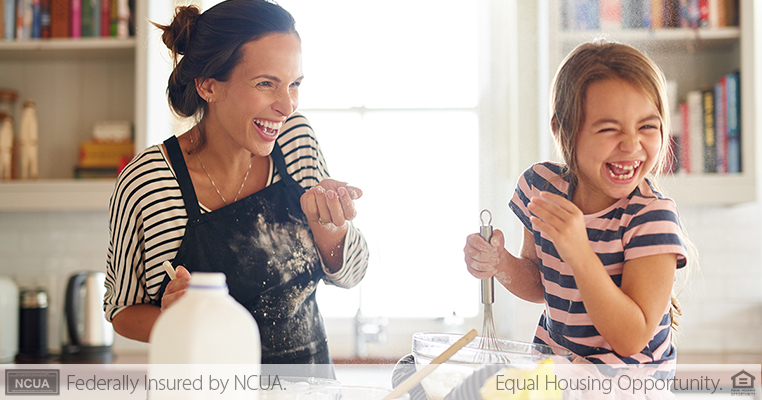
39, 0, 49, 37
599, 0, 622, 30
679, 102, 690, 173
714, 77, 727, 173
99, 0, 107, 36
577, 0, 601, 30
90, 0, 97, 36
80, 0, 91, 36
726, 71, 741, 173
108, 0, 114, 35
650, 0, 663, 28
686, 90, 704, 174
622, 0, 648, 28
725, 0, 738, 26
686, 0, 700, 27
3, 0, 13, 39
698, 0, 709, 27
0, 0, 4, 40
664, 0, 679, 27
70, 0, 80, 37
49, 0, 67, 37
31, 0, 39, 38
666, 109, 681, 173
708, 0, 725, 28
702, 88, 717, 173
77, 140, 133, 168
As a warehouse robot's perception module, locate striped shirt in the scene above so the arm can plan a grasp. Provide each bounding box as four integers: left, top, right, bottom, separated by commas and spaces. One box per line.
509, 162, 687, 367
104, 113, 369, 322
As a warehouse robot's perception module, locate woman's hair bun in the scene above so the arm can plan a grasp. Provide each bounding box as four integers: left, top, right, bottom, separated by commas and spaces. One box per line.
159, 5, 201, 56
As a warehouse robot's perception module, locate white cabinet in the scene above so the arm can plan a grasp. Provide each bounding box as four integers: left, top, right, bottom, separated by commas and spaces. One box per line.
0, 0, 174, 211
541, 0, 757, 206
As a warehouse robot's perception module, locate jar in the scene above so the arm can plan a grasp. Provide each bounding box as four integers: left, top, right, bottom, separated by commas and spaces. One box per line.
18, 289, 49, 360
0, 89, 19, 120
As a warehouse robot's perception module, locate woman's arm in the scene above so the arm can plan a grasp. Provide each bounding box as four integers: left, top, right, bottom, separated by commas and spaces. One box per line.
111, 304, 161, 343
110, 266, 191, 343
281, 113, 368, 278
464, 226, 544, 303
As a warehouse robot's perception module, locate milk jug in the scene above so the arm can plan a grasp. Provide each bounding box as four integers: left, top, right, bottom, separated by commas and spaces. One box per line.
149, 272, 261, 364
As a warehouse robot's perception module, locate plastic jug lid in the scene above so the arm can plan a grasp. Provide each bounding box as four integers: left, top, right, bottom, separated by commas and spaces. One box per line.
189, 272, 227, 288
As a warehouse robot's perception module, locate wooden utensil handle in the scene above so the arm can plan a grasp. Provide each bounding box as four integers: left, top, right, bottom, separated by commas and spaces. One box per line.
383, 329, 478, 400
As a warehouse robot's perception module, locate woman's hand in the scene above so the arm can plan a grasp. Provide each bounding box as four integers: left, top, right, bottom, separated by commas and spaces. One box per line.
300, 179, 362, 228
464, 228, 506, 279
527, 191, 592, 269
161, 265, 191, 311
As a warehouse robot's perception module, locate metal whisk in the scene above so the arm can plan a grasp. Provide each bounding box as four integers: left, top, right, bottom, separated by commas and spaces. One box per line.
477, 209, 506, 363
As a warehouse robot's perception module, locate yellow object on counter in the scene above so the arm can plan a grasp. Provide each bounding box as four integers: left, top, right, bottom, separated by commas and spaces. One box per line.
480, 359, 562, 400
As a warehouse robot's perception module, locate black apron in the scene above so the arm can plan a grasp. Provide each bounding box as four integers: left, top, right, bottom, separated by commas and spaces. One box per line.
158, 136, 333, 376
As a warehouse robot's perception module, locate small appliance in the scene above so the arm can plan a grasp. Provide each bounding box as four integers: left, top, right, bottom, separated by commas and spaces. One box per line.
61, 272, 114, 363
18, 288, 48, 360
0, 276, 19, 363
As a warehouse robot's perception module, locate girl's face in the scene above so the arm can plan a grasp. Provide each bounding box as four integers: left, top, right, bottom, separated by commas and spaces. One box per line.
204, 33, 303, 156
573, 78, 662, 213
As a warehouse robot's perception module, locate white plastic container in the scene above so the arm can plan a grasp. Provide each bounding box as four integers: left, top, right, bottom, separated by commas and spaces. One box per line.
0, 276, 19, 363
149, 272, 261, 364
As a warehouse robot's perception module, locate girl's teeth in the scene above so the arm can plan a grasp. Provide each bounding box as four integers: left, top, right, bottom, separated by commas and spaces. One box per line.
607, 161, 640, 180
608, 168, 635, 180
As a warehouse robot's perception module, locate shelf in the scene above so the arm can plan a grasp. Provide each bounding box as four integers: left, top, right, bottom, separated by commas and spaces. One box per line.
0, 37, 136, 60
559, 27, 741, 52
0, 180, 115, 211
659, 173, 756, 206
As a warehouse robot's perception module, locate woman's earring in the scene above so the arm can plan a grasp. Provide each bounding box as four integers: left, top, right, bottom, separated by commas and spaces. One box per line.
207, 97, 212, 103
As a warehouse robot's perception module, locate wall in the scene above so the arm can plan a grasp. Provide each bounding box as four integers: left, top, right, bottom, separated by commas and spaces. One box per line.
0, 200, 760, 359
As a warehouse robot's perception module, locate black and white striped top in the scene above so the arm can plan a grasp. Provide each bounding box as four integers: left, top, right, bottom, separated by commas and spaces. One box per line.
104, 113, 369, 321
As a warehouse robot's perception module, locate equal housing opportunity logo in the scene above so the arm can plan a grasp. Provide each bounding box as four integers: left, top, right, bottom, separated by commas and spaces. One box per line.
731, 370, 756, 397
5, 369, 60, 395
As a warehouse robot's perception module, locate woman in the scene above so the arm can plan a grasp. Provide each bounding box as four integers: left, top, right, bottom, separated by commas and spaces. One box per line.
104, 0, 368, 370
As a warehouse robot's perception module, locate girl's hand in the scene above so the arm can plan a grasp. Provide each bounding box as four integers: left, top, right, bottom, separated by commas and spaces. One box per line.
527, 192, 591, 267
464, 228, 506, 279
161, 265, 190, 311
300, 179, 362, 228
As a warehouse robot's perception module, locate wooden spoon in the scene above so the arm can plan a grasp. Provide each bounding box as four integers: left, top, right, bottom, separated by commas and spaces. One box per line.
382, 329, 478, 400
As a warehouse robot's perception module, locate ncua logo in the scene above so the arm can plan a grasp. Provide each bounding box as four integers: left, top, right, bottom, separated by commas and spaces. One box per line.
5, 369, 60, 395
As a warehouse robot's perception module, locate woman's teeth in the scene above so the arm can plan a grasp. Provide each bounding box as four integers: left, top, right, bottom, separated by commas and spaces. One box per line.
254, 119, 282, 136
607, 161, 640, 180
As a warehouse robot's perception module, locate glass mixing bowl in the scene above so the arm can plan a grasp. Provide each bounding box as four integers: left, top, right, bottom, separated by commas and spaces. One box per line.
261, 383, 409, 400
412, 332, 573, 400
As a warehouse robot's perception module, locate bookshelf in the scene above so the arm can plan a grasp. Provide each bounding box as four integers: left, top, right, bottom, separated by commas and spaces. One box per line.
0, 0, 174, 211
542, 0, 757, 206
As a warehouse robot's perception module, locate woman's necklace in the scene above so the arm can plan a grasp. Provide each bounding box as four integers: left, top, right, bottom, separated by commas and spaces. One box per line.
190, 130, 252, 205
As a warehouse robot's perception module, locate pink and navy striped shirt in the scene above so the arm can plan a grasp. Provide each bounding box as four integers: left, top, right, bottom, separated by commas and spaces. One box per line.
509, 162, 687, 369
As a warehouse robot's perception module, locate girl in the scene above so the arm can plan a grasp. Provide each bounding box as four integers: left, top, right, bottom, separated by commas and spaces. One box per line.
464, 39, 688, 371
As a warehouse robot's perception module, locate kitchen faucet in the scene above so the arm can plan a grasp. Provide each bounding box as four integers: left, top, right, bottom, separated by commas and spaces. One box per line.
353, 308, 387, 358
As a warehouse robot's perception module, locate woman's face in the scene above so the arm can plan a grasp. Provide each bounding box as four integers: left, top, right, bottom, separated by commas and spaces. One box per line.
573, 78, 663, 213
205, 32, 303, 156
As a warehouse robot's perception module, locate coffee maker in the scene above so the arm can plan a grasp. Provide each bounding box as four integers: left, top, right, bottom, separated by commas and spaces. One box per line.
61, 272, 114, 363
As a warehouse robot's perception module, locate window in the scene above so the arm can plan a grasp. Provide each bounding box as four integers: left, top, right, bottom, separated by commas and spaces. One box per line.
278, 0, 481, 319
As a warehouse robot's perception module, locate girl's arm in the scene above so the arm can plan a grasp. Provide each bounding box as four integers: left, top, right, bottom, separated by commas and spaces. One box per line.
464, 226, 544, 304
528, 191, 677, 356
573, 252, 676, 356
